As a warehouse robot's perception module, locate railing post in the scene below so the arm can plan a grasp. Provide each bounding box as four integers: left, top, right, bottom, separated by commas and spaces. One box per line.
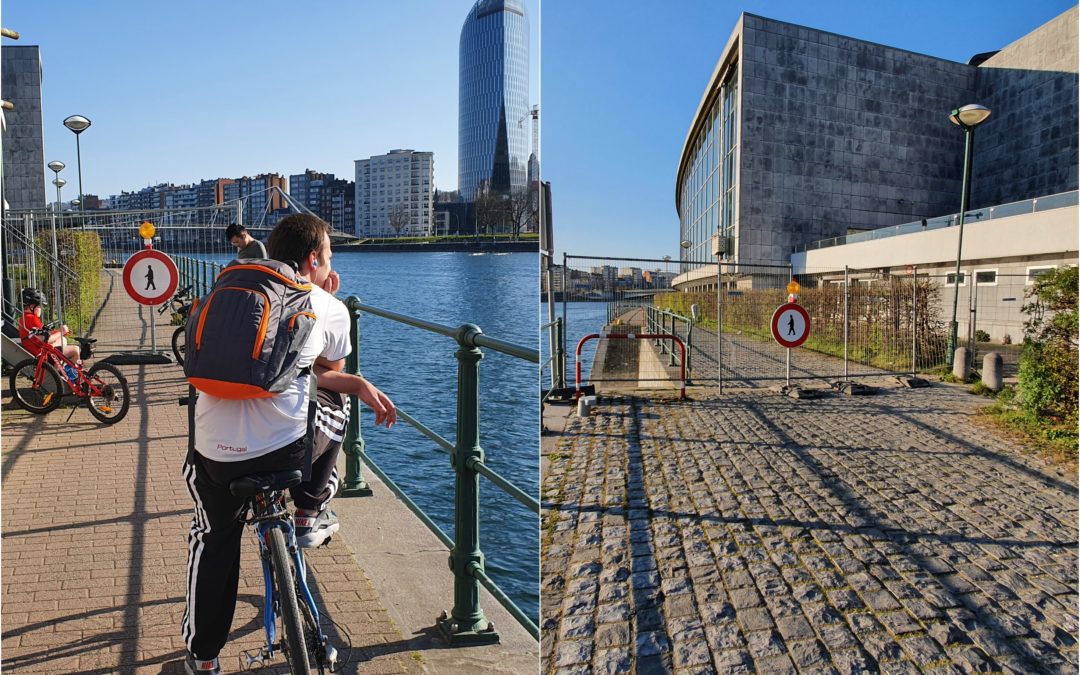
341, 296, 372, 496
668, 316, 677, 367
685, 321, 694, 384
556, 318, 566, 390
438, 323, 499, 645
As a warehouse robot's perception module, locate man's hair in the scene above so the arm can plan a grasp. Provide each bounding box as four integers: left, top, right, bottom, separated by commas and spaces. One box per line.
268, 214, 330, 268
224, 223, 247, 240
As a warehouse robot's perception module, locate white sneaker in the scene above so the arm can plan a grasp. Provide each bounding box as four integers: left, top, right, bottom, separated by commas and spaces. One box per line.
295, 509, 339, 548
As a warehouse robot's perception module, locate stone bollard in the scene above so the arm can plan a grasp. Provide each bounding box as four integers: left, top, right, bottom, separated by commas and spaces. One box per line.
577, 395, 596, 417
952, 347, 970, 380
982, 352, 1003, 392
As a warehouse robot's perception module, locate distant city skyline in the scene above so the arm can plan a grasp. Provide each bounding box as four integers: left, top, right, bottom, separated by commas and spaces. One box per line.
544, 0, 1076, 261
2, 0, 539, 202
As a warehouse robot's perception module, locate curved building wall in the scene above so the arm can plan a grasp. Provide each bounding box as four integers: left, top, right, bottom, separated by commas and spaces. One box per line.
677, 10, 1078, 268
459, 0, 529, 201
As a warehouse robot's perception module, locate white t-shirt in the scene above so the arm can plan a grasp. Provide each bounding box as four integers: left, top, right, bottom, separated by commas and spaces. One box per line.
195, 284, 351, 462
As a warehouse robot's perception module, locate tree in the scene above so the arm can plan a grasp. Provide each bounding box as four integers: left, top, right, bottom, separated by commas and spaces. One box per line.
388, 202, 410, 236
473, 187, 506, 237
505, 186, 537, 240
1018, 266, 1078, 424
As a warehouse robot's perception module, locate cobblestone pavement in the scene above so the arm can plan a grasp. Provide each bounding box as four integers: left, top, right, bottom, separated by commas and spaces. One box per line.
683, 328, 897, 389
541, 383, 1078, 674
2, 270, 420, 674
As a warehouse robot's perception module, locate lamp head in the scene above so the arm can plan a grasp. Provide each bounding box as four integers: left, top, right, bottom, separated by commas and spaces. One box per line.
53, 178, 66, 188
63, 114, 91, 133
679, 239, 692, 249
47, 160, 65, 174
949, 104, 991, 129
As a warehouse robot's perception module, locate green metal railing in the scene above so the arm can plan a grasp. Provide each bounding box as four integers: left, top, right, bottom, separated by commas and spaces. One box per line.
175, 255, 225, 298
342, 297, 540, 644
172, 256, 540, 641
541, 317, 565, 400
644, 305, 694, 381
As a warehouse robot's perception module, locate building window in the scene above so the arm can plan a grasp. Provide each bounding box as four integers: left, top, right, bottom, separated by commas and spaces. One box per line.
1026, 266, 1056, 284
945, 271, 967, 286
974, 270, 997, 285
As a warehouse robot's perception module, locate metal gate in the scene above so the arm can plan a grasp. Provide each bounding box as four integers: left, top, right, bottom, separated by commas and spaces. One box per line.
555, 255, 686, 390
553, 255, 949, 392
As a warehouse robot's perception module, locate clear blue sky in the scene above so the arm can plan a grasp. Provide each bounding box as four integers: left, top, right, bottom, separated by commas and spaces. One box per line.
543, 0, 1077, 261
4, 0, 540, 199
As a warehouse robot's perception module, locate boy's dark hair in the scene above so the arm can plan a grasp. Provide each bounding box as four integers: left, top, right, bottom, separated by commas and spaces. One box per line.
268, 214, 330, 268
224, 223, 247, 240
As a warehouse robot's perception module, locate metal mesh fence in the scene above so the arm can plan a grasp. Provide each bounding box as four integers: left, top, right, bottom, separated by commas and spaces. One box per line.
558, 255, 683, 388
925, 271, 1031, 376
557, 257, 949, 391
3, 205, 269, 357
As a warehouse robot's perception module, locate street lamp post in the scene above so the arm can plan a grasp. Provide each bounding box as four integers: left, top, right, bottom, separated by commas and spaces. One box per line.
63, 115, 91, 216
50, 172, 67, 326
945, 104, 991, 368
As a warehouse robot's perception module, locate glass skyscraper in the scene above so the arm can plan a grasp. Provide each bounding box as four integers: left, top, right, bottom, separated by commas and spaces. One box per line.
458, 0, 529, 201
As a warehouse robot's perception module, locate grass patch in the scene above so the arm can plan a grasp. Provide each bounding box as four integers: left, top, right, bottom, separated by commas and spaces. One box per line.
976, 388, 1078, 471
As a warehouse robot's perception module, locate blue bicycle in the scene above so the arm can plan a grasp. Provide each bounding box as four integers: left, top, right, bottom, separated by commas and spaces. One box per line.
230, 470, 339, 673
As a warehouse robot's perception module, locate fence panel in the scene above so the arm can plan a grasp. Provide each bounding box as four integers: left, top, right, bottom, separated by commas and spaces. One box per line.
3, 206, 264, 357
557, 255, 682, 388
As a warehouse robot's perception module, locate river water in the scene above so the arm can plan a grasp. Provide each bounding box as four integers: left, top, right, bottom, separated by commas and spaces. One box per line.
339, 251, 539, 623
193, 250, 540, 623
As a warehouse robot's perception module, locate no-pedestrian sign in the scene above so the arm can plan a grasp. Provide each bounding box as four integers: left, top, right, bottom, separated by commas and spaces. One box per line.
771, 303, 810, 348
123, 249, 178, 306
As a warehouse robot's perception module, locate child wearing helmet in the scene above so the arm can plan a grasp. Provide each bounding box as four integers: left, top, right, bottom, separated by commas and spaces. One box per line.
18, 288, 81, 365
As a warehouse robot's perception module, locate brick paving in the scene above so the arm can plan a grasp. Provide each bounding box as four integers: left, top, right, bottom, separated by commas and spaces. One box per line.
541, 384, 1078, 674
2, 270, 420, 674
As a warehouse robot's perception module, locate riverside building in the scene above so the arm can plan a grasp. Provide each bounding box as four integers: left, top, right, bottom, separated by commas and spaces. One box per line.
675, 8, 1078, 280
458, 0, 530, 200
354, 149, 434, 238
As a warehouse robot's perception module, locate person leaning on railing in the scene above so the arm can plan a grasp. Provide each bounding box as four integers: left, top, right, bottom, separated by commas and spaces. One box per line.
181, 214, 397, 675
224, 222, 267, 260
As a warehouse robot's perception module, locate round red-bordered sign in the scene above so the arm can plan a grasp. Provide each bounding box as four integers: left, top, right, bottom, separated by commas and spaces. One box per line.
123, 249, 179, 306
771, 303, 810, 348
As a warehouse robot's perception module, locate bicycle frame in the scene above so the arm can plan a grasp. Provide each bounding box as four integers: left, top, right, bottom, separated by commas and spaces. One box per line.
25, 336, 104, 399
246, 489, 329, 669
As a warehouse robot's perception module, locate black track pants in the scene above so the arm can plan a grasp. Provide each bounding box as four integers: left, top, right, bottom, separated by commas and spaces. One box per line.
181, 390, 350, 660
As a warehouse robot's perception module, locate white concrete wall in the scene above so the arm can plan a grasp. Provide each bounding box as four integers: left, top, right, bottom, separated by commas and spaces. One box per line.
792, 206, 1078, 274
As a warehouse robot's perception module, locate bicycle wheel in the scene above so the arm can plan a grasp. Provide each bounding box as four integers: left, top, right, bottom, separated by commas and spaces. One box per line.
86, 362, 131, 424
172, 325, 186, 366
270, 527, 311, 674
8, 358, 63, 414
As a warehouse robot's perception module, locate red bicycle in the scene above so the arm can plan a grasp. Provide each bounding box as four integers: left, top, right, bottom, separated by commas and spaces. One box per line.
8, 323, 131, 424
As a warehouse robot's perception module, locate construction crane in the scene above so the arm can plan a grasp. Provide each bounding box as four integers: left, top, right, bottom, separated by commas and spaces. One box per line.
517, 105, 539, 157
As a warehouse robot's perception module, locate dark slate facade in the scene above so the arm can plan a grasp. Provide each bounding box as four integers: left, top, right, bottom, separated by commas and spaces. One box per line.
2, 46, 46, 211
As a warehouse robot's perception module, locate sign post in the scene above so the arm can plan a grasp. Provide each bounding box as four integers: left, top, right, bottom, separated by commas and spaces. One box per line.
121, 222, 178, 361
771, 300, 810, 388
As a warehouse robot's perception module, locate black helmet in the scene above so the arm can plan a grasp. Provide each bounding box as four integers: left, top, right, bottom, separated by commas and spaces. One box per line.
21, 288, 46, 307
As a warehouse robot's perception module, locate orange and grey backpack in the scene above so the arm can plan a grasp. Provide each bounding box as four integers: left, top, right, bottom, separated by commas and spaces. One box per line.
183, 259, 317, 399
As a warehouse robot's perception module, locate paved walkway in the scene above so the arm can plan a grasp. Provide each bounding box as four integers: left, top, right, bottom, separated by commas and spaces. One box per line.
541, 383, 1078, 674
1, 270, 418, 673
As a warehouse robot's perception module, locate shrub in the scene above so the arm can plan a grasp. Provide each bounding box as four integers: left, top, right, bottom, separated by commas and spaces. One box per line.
33, 230, 102, 336
975, 329, 990, 342
1018, 267, 1078, 425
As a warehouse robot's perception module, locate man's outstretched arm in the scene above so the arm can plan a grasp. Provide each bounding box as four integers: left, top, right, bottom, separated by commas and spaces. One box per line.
313, 357, 396, 428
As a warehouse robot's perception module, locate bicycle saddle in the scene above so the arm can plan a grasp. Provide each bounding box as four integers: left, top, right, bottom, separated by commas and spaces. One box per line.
229, 470, 303, 497
75, 337, 97, 345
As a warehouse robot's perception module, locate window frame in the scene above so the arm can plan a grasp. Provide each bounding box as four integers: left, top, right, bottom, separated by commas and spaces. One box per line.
974, 269, 998, 286
1025, 265, 1056, 285
944, 270, 968, 287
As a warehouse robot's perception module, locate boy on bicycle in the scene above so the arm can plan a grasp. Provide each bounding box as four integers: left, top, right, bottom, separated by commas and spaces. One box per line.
182, 214, 396, 674
18, 288, 81, 369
